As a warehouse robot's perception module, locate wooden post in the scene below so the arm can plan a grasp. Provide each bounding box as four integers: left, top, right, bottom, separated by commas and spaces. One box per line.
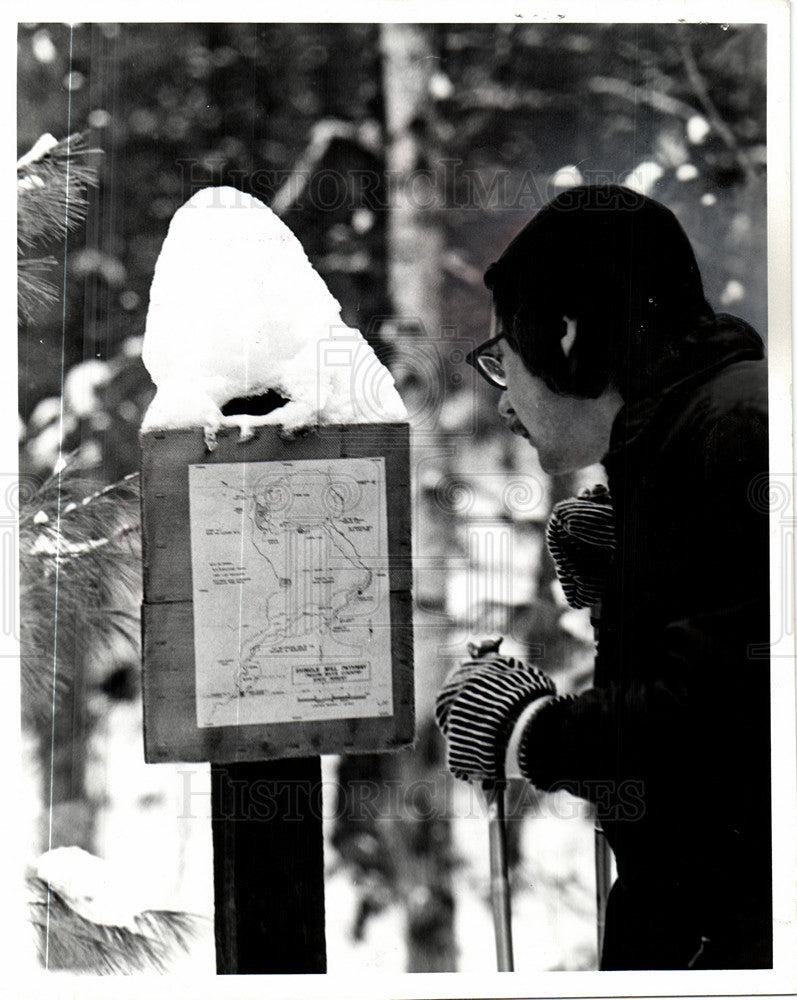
212, 757, 326, 975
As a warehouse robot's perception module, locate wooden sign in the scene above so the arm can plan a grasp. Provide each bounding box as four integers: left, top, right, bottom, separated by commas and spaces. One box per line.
140, 423, 413, 763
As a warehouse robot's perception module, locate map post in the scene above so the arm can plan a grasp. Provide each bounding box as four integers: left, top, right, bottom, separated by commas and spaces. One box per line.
139, 422, 413, 973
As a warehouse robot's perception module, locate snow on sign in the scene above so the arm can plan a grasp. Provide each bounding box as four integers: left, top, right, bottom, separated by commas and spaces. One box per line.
141, 185, 406, 441
188, 457, 393, 727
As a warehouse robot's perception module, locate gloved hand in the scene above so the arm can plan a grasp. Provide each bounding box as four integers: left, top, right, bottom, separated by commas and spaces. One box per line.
435, 637, 556, 783
546, 484, 615, 610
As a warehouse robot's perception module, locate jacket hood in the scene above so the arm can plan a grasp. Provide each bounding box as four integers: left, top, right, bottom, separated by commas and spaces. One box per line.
608, 311, 766, 455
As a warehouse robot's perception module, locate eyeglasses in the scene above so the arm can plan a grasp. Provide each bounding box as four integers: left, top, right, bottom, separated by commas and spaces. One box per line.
465, 334, 507, 390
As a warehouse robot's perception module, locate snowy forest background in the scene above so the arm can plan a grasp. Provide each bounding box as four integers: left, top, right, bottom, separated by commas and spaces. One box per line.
17, 21, 767, 975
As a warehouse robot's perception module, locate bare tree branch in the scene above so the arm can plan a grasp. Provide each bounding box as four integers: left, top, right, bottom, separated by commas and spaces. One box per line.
270, 118, 376, 217
587, 76, 699, 120
677, 29, 757, 183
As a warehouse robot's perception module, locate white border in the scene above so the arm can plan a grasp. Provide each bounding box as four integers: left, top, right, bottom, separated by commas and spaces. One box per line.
6, 3, 794, 999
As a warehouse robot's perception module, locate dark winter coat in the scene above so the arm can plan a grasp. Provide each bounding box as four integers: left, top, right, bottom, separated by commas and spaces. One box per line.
520, 314, 771, 970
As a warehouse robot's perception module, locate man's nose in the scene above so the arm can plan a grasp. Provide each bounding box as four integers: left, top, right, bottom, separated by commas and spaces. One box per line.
498, 395, 515, 420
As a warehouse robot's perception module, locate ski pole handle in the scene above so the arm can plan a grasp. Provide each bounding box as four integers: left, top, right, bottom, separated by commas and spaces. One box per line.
458, 638, 514, 970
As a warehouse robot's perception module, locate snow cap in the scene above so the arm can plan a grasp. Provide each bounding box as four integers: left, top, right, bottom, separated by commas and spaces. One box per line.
141, 186, 406, 438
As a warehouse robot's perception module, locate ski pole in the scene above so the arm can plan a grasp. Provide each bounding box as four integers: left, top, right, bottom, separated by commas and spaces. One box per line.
464, 637, 514, 971
590, 600, 612, 965
594, 819, 611, 961
483, 780, 514, 971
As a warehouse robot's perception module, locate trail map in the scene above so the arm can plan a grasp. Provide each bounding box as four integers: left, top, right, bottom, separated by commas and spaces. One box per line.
188, 457, 393, 727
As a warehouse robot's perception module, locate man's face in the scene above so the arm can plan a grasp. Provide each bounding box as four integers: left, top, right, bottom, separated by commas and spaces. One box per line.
487, 312, 622, 474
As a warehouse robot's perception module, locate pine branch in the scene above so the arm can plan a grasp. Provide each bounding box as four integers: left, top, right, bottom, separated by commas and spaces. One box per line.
17, 132, 101, 321
20, 470, 142, 724
28, 875, 202, 974
17, 133, 99, 249
17, 257, 59, 318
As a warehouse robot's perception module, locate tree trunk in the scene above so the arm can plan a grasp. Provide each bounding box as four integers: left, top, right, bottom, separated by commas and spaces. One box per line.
379, 23, 457, 974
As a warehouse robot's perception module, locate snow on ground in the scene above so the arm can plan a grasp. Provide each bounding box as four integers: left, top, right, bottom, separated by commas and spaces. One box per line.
80, 704, 595, 975
141, 186, 406, 439
449, 781, 597, 973
89, 700, 216, 973
322, 755, 407, 973
325, 871, 408, 974
322, 756, 598, 974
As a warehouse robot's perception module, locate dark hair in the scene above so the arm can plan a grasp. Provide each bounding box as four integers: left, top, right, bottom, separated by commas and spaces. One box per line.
484, 184, 715, 401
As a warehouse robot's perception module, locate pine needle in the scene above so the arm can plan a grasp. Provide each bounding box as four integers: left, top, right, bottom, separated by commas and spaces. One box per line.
17, 132, 101, 320
20, 469, 142, 725
17, 133, 99, 249
28, 875, 202, 974
17, 257, 59, 318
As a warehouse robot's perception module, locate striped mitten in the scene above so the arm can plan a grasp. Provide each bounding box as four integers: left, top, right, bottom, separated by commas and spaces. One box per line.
436, 650, 556, 783
546, 484, 615, 610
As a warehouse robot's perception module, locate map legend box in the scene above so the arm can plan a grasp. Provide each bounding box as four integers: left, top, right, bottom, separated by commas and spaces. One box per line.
140, 424, 413, 763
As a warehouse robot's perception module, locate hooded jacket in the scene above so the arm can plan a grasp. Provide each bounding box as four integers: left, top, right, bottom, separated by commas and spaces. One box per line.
518, 313, 771, 970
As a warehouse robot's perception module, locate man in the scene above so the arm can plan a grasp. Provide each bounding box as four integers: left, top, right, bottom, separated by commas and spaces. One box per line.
435, 184, 771, 970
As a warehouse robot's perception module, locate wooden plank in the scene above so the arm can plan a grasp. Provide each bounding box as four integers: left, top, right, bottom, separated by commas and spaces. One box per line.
212, 756, 326, 974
